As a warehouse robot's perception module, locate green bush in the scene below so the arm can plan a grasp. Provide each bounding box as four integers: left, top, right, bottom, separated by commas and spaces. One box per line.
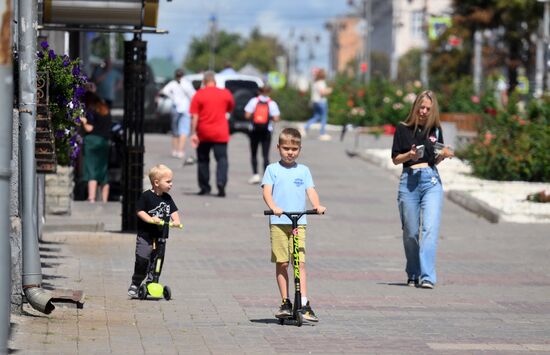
270, 87, 312, 122
327, 75, 423, 127
461, 108, 550, 182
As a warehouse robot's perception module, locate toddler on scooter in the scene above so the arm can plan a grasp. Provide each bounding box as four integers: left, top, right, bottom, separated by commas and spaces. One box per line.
127, 164, 181, 298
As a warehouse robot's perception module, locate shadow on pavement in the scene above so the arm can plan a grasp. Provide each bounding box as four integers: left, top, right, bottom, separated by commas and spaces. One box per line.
249, 318, 281, 325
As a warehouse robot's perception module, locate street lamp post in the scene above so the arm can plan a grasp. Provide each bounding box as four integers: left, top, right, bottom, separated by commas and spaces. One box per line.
539, 0, 550, 94
348, 0, 372, 83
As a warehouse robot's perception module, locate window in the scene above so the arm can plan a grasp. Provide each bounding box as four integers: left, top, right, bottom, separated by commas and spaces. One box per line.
411, 10, 424, 38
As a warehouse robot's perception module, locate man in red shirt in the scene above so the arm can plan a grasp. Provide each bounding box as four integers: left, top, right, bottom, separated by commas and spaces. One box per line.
190, 71, 235, 197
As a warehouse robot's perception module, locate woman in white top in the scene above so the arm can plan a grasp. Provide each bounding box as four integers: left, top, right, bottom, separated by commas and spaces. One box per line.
304, 69, 332, 141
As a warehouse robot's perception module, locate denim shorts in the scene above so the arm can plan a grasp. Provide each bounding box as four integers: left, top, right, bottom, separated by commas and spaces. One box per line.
171, 111, 191, 136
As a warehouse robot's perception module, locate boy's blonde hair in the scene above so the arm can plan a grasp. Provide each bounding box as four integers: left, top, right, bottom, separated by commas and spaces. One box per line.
148, 164, 172, 185
278, 127, 302, 146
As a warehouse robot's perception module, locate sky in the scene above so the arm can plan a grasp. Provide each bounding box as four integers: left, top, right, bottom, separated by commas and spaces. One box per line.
143, 1, 351, 74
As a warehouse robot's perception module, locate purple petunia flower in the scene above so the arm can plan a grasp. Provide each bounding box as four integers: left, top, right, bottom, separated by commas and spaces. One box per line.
37, 51, 44, 59
55, 130, 65, 138
75, 86, 85, 98
40, 41, 49, 50
63, 59, 70, 67
48, 49, 56, 60
72, 65, 80, 76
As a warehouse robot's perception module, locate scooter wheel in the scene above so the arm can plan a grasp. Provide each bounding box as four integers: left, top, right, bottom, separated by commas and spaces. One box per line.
138, 284, 147, 300
163, 285, 171, 300
296, 312, 303, 327
278, 318, 284, 325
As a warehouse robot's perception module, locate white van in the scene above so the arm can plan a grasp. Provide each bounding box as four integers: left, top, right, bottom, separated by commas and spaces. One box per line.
183, 73, 264, 134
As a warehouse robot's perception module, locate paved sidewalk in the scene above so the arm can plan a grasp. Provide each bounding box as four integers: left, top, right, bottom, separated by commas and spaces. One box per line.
9, 130, 550, 354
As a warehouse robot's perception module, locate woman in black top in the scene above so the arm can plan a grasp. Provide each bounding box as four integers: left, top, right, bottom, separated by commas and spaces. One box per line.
391, 90, 454, 289
81, 91, 112, 203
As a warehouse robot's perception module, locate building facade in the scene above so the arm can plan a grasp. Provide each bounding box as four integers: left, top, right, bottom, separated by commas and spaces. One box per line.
327, 0, 452, 79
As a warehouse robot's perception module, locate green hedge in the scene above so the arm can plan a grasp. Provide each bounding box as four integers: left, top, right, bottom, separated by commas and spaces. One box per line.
461, 103, 550, 182
270, 87, 312, 122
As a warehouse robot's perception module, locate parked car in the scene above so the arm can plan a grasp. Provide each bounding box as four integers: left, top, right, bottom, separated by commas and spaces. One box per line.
182, 73, 264, 134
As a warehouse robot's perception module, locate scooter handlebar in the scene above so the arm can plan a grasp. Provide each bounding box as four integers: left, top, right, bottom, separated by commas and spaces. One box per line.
148, 220, 184, 229
264, 209, 321, 216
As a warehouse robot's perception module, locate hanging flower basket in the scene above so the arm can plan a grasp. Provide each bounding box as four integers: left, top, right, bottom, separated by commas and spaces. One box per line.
36, 40, 87, 168
35, 70, 57, 173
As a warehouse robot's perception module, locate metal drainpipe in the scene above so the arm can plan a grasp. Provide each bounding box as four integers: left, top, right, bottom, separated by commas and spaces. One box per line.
1, 0, 14, 351
18, 0, 54, 314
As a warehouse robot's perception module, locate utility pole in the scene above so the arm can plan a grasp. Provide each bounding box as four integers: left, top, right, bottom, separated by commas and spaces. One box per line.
473, 30, 482, 95
208, 14, 217, 71
390, 0, 401, 81
0, 0, 13, 352
535, 21, 545, 97
348, 0, 372, 83
364, 0, 372, 83
420, 0, 429, 87
540, 0, 550, 94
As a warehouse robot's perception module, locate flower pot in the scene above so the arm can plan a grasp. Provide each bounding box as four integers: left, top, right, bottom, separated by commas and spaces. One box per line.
45, 166, 74, 215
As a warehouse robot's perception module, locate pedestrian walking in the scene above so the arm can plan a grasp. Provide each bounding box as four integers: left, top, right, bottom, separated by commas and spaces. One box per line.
391, 90, 454, 289
189, 71, 235, 197
91, 58, 122, 108
262, 127, 326, 322
127, 164, 181, 298
159, 68, 196, 162
80, 91, 112, 203
303, 68, 332, 141
244, 84, 280, 184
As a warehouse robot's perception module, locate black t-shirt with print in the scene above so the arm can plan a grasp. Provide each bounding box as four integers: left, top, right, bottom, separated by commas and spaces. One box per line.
391, 123, 444, 167
136, 189, 178, 239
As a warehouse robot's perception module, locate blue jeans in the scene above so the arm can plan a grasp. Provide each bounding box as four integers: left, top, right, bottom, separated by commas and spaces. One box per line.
305, 101, 328, 135
397, 166, 443, 284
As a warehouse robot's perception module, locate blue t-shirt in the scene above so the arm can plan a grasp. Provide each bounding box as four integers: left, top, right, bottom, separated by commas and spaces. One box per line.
261, 161, 314, 225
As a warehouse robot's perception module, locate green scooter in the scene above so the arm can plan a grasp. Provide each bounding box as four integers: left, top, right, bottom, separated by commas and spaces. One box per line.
138, 218, 183, 300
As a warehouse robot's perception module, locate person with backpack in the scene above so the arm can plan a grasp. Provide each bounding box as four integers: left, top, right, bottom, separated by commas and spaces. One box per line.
244, 85, 281, 184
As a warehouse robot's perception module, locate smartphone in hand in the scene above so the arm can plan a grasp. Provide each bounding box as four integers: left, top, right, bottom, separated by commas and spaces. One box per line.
416, 145, 425, 158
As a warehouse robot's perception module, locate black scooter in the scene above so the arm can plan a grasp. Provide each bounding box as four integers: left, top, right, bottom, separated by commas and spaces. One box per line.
138, 218, 183, 301
264, 209, 320, 326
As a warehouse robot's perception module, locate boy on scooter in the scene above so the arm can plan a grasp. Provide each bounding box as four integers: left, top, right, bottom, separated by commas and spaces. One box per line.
127, 164, 181, 298
261, 127, 326, 322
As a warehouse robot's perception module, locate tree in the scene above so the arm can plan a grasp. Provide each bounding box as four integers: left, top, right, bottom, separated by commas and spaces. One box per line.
236, 28, 285, 73
451, 0, 542, 93
184, 31, 243, 73
398, 48, 421, 84
183, 28, 286, 73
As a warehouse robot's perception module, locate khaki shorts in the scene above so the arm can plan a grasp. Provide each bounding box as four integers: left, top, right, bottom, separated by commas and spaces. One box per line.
270, 224, 306, 263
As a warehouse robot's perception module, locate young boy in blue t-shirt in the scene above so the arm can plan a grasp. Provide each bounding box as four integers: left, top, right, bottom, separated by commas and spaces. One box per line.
261, 127, 326, 322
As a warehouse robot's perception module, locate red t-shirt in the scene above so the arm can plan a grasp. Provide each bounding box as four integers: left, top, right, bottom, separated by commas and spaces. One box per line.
189, 86, 235, 143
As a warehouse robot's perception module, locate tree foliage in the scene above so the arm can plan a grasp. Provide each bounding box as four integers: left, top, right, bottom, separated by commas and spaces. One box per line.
450, 0, 542, 92
184, 28, 286, 73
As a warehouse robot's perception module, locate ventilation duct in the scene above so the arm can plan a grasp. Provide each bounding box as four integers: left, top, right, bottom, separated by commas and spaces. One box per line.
43, 0, 159, 27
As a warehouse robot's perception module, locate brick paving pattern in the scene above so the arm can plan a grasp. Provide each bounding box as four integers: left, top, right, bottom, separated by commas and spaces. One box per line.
9, 132, 550, 354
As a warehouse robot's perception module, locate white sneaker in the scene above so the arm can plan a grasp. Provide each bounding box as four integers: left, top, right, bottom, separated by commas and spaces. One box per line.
248, 174, 261, 184
318, 134, 332, 141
